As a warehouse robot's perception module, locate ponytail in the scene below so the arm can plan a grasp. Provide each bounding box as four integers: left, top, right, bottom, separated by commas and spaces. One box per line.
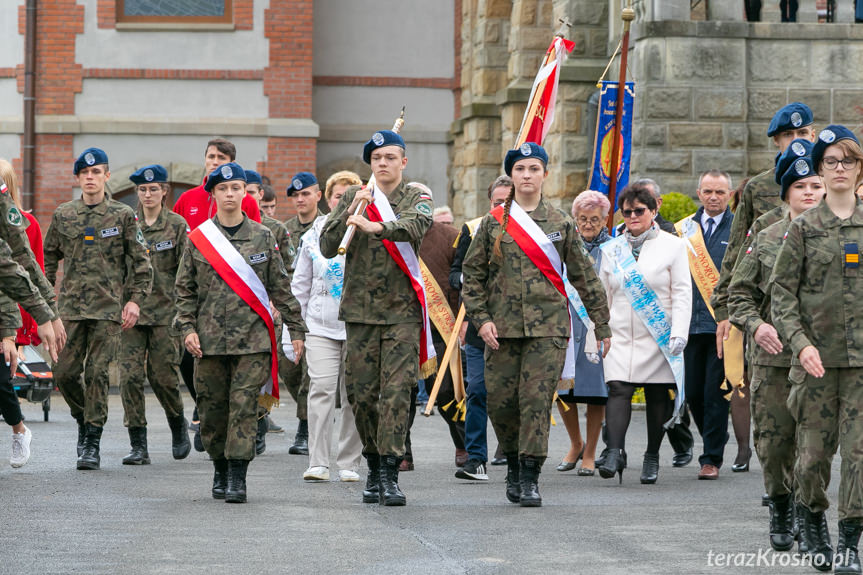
492, 186, 516, 259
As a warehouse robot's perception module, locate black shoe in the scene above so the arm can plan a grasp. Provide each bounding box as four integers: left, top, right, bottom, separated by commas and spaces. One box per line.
518, 456, 542, 507
363, 454, 381, 504
768, 493, 795, 551
225, 459, 249, 503
212, 458, 228, 499
193, 427, 204, 452
76, 424, 102, 470
455, 459, 489, 481
598, 448, 626, 483
640, 452, 659, 484
122, 427, 151, 465
288, 419, 309, 455
505, 453, 520, 504
672, 447, 693, 468
836, 519, 862, 574
255, 417, 267, 456
762, 492, 771, 507
379, 455, 406, 506
490, 444, 507, 466
731, 448, 751, 472
76, 420, 86, 457
265, 415, 284, 433
168, 416, 192, 460
796, 502, 810, 554
801, 506, 834, 572
595, 446, 610, 469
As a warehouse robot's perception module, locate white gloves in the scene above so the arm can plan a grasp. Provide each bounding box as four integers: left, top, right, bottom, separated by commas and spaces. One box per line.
668, 337, 686, 356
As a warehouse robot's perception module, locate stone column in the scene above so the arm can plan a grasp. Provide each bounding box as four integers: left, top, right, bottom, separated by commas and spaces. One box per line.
707, 1, 744, 21
835, 0, 855, 22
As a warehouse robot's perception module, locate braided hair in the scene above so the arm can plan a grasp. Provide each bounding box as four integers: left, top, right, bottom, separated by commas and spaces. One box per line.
492, 183, 516, 260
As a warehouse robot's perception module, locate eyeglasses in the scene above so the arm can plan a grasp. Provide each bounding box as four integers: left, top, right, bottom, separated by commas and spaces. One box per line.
576, 216, 603, 226
621, 207, 647, 218
822, 157, 859, 171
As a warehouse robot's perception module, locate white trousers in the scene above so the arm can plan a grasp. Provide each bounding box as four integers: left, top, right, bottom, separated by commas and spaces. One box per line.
305, 334, 363, 471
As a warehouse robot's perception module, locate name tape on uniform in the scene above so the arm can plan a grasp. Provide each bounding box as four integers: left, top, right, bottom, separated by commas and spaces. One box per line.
249, 252, 268, 265
100, 226, 120, 238
154, 240, 174, 252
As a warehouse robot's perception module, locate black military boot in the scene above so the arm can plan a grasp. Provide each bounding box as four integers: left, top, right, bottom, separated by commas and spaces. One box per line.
168, 416, 191, 460
378, 455, 406, 506
519, 456, 542, 507
288, 419, 309, 455
76, 419, 86, 457
211, 458, 228, 500
768, 493, 795, 551
362, 454, 381, 504
795, 502, 810, 553
835, 519, 862, 574
225, 459, 249, 503
255, 417, 267, 456
122, 427, 150, 465
505, 453, 521, 503
801, 506, 834, 572
77, 424, 103, 470
640, 452, 659, 484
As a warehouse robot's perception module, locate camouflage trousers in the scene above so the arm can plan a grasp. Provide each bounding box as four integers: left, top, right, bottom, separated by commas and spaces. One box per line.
55, 319, 121, 427
119, 325, 185, 428
787, 365, 863, 520
278, 344, 308, 420
750, 364, 799, 498
195, 353, 269, 461
484, 337, 568, 463
345, 322, 419, 457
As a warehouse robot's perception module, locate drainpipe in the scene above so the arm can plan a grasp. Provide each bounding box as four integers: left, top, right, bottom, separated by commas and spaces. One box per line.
23, 0, 37, 212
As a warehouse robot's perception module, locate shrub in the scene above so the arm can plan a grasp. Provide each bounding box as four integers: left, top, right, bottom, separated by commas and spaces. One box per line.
659, 192, 698, 223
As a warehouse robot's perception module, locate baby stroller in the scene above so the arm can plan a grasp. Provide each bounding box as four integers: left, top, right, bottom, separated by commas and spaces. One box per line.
11, 345, 54, 422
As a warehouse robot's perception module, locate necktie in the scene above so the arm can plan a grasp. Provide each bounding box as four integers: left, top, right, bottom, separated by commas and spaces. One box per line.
704, 218, 715, 241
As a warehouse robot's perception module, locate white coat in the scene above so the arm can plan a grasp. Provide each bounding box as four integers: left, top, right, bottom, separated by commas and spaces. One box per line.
599, 230, 692, 384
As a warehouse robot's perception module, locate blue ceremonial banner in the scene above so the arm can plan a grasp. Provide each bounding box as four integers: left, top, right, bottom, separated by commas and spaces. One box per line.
589, 81, 635, 196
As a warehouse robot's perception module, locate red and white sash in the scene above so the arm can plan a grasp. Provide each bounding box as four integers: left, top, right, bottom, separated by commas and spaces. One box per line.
490, 201, 577, 383
365, 186, 437, 377
188, 219, 279, 406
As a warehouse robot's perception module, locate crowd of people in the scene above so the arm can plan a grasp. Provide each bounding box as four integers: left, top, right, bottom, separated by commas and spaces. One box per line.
0, 100, 861, 572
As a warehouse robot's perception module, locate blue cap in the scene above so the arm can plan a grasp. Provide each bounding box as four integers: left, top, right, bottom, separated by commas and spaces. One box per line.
73, 147, 109, 175
811, 124, 861, 170
287, 172, 318, 197
204, 162, 246, 193
780, 156, 817, 201
245, 170, 263, 186
129, 164, 168, 185
767, 102, 814, 137
362, 130, 406, 164
774, 139, 814, 185
504, 142, 549, 176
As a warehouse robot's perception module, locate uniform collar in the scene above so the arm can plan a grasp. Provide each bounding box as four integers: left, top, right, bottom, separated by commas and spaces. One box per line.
816, 197, 863, 228
137, 206, 167, 231
525, 198, 549, 221
213, 214, 253, 240
76, 195, 109, 215
383, 181, 406, 207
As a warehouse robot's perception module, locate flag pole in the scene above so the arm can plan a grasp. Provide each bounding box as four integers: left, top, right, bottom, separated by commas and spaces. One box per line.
605, 0, 635, 232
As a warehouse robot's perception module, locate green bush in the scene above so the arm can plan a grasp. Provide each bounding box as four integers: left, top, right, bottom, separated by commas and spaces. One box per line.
659, 192, 698, 223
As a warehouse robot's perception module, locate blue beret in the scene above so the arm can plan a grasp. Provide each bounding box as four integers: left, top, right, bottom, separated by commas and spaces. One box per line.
286, 172, 318, 197
767, 102, 813, 137
362, 130, 406, 164
811, 124, 861, 170
204, 162, 246, 193
245, 170, 263, 186
73, 147, 109, 175
780, 156, 817, 201
129, 164, 168, 185
504, 142, 548, 176
774, 139, 814, 185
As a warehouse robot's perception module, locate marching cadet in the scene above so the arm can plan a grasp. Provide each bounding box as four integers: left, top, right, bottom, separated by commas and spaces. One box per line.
461, 143, 611, 507
44, 148, 152, 471
319, 130, 434, 506
770, 125, 863, 573
728, 139, 822, 554
119, 165, 191, 465
175, 162, 306, 504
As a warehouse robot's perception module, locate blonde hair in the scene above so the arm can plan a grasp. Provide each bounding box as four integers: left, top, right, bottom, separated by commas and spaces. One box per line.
324, 170, 362, 200
0, 159, 22, 211
823, 139, 863, 187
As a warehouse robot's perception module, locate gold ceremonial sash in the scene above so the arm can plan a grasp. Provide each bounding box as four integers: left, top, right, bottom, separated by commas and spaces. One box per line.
420, 260, 466, 405
675, 216, 745, 399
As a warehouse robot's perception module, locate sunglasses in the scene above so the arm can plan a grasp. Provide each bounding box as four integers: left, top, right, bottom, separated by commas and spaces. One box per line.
621, 207, 648, 218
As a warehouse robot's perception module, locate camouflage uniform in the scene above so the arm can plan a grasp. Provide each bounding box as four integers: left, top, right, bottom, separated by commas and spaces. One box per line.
0, 236, 53, 329
461, 199, 611, 461
770, 200, 863, 521
174, 215, 307, 461
119, 208, 188, 428
319, 183, 431, 457
44, 196, 153, 427
711, 169, 783, 321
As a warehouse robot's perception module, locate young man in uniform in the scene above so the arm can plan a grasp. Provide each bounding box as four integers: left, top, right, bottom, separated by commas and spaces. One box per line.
44, 148, 153, 470
259, 185, 278, 219
320, 130, 434, 506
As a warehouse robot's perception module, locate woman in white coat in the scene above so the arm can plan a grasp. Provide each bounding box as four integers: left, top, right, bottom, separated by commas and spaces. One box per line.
597, 183, 692, 484
292, 171, 364, 482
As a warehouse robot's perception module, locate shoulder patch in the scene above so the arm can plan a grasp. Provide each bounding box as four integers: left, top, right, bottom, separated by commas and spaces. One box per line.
415, 202, 432, 217
7, 206, 22, 227
136, 228, 146, 246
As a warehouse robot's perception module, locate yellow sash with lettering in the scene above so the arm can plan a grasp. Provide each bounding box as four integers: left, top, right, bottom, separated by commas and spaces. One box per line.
420, 260, 465, 404
675, 215, 745, 399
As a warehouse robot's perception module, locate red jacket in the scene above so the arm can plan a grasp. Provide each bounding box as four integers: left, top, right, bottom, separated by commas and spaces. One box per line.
173, 182, 261, 230
16, 211, 44, 346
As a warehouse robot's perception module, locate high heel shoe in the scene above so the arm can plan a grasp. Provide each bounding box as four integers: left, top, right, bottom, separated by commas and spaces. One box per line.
556, 446, 584, 472
640, 452, 659, 484
732, 448, 751, 472
598, 448, 626, 484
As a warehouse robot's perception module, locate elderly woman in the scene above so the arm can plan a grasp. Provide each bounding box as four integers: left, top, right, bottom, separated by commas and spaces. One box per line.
555, 191, 611, 476
597, 183, 692, 484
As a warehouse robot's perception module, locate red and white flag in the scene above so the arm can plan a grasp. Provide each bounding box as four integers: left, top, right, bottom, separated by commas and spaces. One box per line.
515, 36, 575, 148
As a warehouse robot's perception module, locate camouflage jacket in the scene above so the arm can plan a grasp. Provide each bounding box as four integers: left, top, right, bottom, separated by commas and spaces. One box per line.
261, 214, 291, 268
127, 207, 189, 326
44, 196, 153, 322
319, 182, 432, 325
728, 211, 792, 367
461, 198, 611, 340
0, 236, 52, 332
771, 200, 863, 367
284, 210, 322, 268
711, 168, 783, 321
174, 215, 307, 356
0, 297, 21, 340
